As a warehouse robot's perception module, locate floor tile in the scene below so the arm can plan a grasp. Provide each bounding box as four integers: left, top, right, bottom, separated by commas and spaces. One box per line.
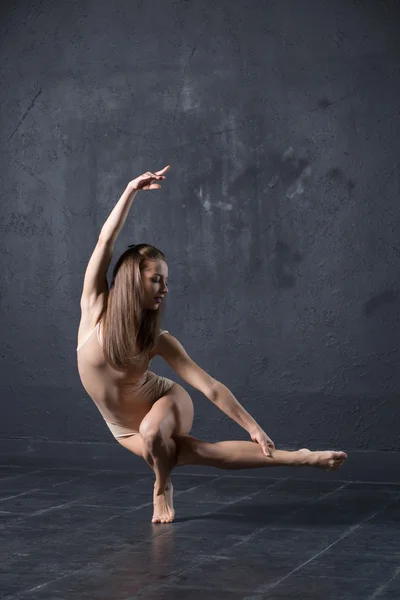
0, 490, 77, 515
278, 486, 397, 529
1, 469, 399, 600
260, 574, 380, 600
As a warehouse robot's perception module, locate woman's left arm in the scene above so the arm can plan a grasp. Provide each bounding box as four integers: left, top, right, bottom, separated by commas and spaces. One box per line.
157, 333, 275, 456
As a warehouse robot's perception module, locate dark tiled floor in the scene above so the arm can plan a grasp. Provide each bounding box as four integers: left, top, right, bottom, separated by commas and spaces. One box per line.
0, 465, 400, 599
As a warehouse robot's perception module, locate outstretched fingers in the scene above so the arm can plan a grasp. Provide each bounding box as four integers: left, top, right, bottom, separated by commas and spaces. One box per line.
145, 169, 168, 190
141, 171, 165, 191
155, 165, 170, 176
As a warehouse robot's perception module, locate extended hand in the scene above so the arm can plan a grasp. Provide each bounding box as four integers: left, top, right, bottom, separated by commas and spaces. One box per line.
250, 427, 275, 458
129, 165, 170, 191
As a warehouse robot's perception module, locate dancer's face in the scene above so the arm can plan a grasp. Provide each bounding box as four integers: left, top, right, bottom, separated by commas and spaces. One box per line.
141, 259, 169, 310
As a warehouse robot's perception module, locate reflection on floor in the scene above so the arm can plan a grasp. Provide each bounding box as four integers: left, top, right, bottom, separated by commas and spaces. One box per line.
1, 465, 400, 599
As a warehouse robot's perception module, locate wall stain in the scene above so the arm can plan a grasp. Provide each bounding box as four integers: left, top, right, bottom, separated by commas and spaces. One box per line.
265, 148, 310, 193
327, 166, 356, 195
364, 290, 399, 316
273, 240, 302, 289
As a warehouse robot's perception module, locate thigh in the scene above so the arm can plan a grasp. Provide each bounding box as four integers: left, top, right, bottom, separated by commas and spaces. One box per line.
117, 433, 146, 458
139, 383, 194, 439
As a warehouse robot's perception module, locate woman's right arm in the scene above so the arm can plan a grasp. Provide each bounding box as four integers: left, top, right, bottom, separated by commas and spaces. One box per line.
80, 166, 170, 309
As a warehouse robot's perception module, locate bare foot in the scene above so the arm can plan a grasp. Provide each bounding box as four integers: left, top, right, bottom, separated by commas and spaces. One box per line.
152, 481, 175, 524
298, 448, 347, 471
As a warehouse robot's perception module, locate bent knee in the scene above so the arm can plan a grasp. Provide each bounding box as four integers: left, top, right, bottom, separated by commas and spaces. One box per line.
139, 423, 167, 453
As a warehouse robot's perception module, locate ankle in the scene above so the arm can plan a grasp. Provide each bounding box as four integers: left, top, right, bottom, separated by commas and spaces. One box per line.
296, 448, 311, 466
154, 480, 171, 495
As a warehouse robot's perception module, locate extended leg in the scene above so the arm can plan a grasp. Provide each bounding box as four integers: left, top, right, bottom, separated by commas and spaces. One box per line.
175, 436, 347, 471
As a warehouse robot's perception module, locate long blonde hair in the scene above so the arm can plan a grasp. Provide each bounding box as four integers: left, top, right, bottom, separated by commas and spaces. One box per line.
101, 244, 166, 371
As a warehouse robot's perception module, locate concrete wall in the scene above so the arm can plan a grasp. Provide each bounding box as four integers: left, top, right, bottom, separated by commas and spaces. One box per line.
1, 0, 399, 451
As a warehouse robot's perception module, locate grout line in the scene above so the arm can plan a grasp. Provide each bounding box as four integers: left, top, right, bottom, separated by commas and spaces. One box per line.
14, 478, 284, 599
0, 466, 39, 471
5, 471, 400, 598
11, 473, 233, 598
244, 491, 400, 600
367, 565, 400, 600
0, 488, 43, 502
347, 479, 400, 486
145, 481, 348, 595
1, 471, 218, 530
128, 479, 288, 599
0, 479, 150, 528
228, 482, 349, 548
0, 469, 43, 483
18, 499, 95, 518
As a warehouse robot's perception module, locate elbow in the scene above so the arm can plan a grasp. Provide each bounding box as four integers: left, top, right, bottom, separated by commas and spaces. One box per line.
208, 379, 223, 402
98, 233, 113, 246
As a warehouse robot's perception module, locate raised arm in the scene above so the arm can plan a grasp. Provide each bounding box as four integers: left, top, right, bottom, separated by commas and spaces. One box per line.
80, 166, 170, 309
156, 333, 275, 456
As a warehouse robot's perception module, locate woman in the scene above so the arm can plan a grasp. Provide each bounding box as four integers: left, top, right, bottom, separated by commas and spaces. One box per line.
77, 165, 347, 524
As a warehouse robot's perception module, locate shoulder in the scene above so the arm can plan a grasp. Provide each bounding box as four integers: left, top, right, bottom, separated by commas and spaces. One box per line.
150, 330, 173, 354
150, 331, 183, 359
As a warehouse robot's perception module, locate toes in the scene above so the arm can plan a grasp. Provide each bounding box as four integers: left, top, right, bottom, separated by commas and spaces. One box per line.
152, 514, 175, 524
334, 451, 347, 460
163, 516, 174, 523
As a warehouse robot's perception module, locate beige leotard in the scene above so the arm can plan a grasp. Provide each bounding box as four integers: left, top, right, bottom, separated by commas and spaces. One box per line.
76, 322, 174, 439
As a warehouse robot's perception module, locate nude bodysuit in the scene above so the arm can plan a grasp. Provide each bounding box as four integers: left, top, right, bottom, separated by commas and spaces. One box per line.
76, 322, 174, 439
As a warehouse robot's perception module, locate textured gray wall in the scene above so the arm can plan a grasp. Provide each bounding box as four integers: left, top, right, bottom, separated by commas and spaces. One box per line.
1, 0, 399, 451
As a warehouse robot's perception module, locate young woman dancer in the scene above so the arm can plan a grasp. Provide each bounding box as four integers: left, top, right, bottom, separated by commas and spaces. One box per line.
76, 165, 347, 524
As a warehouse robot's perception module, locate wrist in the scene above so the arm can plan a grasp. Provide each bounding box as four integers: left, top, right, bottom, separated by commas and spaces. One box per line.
126, 182, 139, 194
247, 422, 260, 435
